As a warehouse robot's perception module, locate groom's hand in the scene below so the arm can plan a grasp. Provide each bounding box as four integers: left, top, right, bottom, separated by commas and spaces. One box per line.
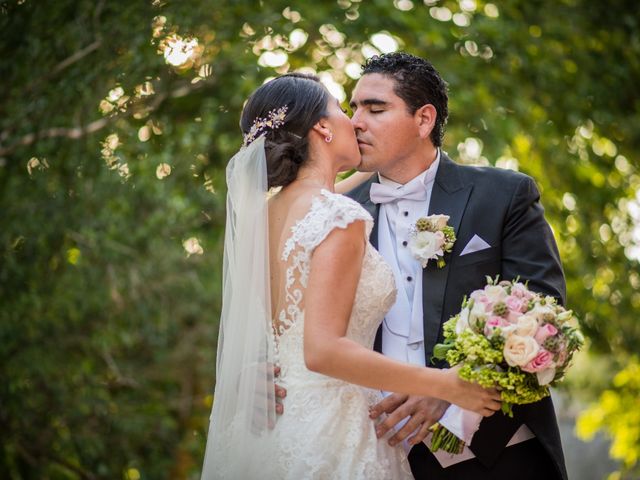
369, 394, 449, 447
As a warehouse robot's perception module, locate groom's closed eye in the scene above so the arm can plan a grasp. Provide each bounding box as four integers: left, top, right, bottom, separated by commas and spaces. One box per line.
349, 99, 388, 111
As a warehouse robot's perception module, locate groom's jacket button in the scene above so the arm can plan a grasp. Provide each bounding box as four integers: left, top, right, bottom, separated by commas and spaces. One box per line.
406, 276, 413, 282
402, 240, 408, 247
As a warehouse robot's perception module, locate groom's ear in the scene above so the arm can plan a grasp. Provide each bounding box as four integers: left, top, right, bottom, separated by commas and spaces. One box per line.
415, 104, 437, 140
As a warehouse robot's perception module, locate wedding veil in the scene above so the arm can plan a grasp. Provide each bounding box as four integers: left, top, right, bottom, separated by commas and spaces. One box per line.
201, 135, 277, 479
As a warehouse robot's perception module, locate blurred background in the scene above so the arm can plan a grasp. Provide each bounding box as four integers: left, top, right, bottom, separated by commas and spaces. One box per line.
1, 0, 639, 479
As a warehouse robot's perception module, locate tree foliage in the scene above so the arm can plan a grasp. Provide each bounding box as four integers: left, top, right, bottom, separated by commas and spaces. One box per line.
1, 0, 639, 478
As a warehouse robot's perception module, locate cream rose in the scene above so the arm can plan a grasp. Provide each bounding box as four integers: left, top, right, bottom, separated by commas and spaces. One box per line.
484, 285, 508, 304
503, 334, 540, 367
515, 314, 539, 337
428, 214, 450, 230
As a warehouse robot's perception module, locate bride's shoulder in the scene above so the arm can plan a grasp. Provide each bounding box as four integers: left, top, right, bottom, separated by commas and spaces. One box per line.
314, 189, 372, 224
283, 189, 372, 257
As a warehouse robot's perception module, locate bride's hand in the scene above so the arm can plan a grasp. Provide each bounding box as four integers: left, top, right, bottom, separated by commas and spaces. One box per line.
441, 366, 502, 417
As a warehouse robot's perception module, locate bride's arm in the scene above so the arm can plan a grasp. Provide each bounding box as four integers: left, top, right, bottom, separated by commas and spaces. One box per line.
334, 171, 374, 194
303, 221, 501, 417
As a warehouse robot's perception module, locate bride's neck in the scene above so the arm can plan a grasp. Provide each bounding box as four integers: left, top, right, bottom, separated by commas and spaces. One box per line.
294, 161, 337, 192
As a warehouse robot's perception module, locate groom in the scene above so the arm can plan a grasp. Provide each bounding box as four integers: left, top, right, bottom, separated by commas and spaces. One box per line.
346, 52, 567, 480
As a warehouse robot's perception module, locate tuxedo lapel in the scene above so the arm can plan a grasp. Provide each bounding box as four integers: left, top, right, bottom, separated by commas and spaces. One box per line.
353, 176, 380, 249
422, 154, 473, 362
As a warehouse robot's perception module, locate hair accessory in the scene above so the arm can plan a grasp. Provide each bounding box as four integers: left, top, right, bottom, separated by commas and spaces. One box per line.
243, 105, 288, 147
325, 132, 333, 143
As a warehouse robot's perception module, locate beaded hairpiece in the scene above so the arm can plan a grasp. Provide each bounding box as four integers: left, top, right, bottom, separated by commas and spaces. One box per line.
242, 105, 288, 147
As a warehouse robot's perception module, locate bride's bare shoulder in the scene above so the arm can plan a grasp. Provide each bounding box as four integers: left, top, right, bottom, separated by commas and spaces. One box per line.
269, 185, 326, 217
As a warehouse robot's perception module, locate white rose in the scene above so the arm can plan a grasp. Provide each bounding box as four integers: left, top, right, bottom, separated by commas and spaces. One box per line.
409, 231, 444, 267
503, 334, 540, 367
469, 300, 488, 326
529, 305, 555, 322
499, 323, 518, 339
515, 314, 539, 337
427, 214, 450, 230
536, 367, 556, 386
456, 307, 470, 334
556, 310, 573, 322
484, 285, 508, 304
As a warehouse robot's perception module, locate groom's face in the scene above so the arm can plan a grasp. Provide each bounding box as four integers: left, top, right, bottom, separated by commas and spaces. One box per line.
349, 73, 421, 175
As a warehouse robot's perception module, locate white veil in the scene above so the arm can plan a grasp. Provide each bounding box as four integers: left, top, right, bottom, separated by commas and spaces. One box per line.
201, 135, 277, 479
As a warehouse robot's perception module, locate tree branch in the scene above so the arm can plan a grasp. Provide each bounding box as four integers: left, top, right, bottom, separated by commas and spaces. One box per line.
0, 78, 216, 157
51, 40, 102, 77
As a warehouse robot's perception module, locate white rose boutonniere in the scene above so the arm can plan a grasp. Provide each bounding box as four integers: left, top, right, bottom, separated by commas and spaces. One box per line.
408, 214, 456, 268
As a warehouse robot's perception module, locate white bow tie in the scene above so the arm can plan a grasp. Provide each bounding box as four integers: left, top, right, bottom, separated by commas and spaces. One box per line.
369, 180, 429, 204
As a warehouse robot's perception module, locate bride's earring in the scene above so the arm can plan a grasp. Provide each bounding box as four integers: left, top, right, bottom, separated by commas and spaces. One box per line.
325, 132, 333, 143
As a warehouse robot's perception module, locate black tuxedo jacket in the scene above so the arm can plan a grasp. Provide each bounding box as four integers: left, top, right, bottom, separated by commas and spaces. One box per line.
347, 152, 568, 480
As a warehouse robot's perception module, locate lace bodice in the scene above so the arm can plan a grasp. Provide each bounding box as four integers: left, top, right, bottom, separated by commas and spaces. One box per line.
274, 189, 397, 385
213, 189, 410, 479
265, 190, 410, 479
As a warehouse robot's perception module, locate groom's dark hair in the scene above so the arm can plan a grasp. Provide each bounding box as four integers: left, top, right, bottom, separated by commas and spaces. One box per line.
362, 52, 448, 147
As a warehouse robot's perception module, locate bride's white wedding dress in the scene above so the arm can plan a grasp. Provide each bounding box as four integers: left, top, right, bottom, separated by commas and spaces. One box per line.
269, 189, 412, 479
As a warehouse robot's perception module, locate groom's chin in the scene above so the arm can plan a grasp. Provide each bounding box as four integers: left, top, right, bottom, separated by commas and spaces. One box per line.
355, 161, 375, 173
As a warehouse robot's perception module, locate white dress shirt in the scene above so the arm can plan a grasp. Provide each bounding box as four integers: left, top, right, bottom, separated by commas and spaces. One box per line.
377, 152, 439, 366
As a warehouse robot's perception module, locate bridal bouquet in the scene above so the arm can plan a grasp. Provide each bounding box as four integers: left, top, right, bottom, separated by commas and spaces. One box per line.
430, 277, 584, 454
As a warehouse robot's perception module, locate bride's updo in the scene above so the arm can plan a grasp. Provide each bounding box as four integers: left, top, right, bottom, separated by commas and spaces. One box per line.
240, 73, 330, 189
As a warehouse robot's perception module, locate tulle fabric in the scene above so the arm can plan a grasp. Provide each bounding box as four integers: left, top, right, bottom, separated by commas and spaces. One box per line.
201, 136, 278, 479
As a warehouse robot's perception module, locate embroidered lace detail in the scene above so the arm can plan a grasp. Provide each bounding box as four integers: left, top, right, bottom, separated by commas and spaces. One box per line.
269, 190, 411, 479
275, 190, 373, 337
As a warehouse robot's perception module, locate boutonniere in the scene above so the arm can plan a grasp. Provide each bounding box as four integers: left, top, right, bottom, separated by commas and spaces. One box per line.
408, 214, 456, 268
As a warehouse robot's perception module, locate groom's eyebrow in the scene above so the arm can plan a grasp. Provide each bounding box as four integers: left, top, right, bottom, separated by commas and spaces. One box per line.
348, 98, 388, 110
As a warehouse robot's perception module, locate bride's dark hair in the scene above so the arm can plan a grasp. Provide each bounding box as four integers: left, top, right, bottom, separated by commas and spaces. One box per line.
240, 73, 330, 189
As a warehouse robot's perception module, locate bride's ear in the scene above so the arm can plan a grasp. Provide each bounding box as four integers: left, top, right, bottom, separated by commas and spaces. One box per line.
311, 119, 332, 142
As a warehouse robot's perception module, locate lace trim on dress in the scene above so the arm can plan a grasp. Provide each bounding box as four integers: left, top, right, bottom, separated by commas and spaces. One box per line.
274, 190, 372, 337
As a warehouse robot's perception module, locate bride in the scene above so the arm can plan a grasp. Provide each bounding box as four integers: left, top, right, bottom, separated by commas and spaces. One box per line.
201, 73, 501, 479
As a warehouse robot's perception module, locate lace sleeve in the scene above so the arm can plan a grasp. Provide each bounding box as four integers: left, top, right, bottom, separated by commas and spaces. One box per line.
282, 189, 373, 260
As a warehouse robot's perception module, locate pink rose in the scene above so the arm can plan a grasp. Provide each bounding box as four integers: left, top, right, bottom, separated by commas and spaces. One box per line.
507, 310, 524, 323
470, 290, 489, 304
505, 295, 528, 314
511, 282, 536, 301
484, 316, 508, 336
470, 291, 493, 312
522, 348, 555, 373
534, 323, 558, 344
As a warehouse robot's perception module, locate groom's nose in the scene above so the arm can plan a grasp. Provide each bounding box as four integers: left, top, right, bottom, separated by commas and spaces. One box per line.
350, 110, 365, 132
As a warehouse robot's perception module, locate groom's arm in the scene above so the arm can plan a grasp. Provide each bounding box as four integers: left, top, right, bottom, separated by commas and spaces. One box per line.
501, 175, 566, 303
